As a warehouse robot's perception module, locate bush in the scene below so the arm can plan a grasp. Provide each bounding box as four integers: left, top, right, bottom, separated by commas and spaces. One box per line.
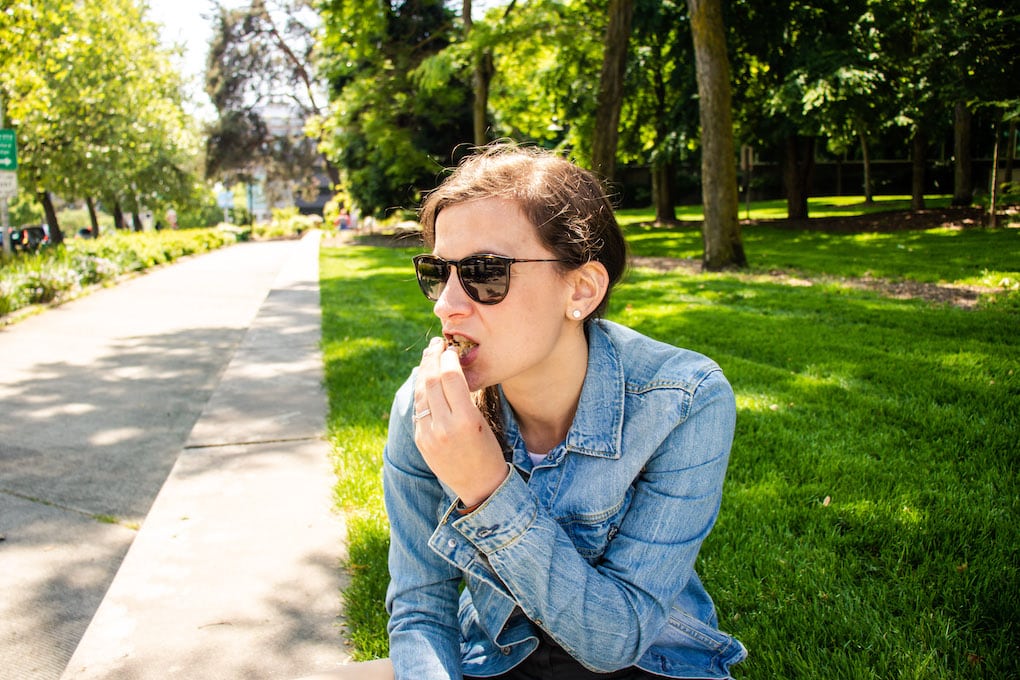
58, 207, 115, 233
251, 207, 323, 240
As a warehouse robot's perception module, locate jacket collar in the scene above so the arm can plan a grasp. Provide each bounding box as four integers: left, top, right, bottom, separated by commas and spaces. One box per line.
501, 320, 625, 460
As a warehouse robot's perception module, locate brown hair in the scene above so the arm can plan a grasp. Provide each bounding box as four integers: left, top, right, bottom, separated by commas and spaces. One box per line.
419, 143, 628, 454
419, 142, 627, 318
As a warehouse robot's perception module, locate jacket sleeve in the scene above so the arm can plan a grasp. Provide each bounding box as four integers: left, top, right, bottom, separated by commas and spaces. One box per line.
383, 375, 464, 680
447, 368, 736, 673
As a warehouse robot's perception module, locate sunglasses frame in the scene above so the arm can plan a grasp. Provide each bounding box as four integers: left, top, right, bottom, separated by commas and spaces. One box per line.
413, 253, 568, 304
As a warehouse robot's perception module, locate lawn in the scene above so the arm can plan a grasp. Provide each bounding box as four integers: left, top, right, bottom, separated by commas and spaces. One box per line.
319, 208, 1019, 678
615, 194, 960, 224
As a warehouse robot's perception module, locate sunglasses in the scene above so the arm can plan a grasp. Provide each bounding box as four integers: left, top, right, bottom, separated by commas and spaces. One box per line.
413, 253, 568, 304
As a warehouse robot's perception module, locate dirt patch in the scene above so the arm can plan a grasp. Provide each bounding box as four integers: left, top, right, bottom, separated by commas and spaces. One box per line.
628, 257, 998, 310
759, 206, 991, 233
628, 206, 1015, 309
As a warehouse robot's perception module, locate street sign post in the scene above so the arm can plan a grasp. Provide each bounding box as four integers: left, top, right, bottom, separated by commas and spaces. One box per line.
0, 106, 13, 257
0, 129, 17, 171
0, 171, 17, 199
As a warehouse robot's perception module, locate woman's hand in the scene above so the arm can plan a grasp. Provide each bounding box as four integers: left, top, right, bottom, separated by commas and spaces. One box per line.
413, 337, 508, 507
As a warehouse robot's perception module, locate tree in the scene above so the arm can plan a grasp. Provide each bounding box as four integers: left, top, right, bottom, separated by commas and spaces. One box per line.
484, 0, 605, 159
205, 0, 333, 202
590, 0, 635, 182
802, 8, 889, 204
317, 0, 473, 216
728, 0, 875, 219
939, 0, 1020, 216
461, 0, 496, 147
0, 0, 200, 240
952, 101, 973, 206
870, 0, 955, 212
618, 0, 699, 224
687, 0, 744, 269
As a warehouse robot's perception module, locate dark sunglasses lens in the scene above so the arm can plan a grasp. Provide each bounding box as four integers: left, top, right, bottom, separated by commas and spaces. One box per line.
459, 256, 510, 304
415, 257, 448, 300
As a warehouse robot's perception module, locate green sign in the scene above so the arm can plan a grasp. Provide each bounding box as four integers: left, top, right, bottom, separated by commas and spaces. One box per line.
0, 130, 17, 171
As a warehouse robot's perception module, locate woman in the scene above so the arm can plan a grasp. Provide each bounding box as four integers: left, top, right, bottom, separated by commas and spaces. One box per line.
302, 143, 745, 679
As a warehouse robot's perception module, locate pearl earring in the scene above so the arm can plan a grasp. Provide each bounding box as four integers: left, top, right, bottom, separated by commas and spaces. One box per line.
572, 309, 582, 319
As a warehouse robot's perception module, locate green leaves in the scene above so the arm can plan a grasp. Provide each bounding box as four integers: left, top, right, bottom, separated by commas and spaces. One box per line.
0, 0, 201, 223
316, 0, 470, 216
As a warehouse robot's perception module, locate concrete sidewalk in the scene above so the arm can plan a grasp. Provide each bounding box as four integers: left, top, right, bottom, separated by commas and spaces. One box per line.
0, 232, 351, 679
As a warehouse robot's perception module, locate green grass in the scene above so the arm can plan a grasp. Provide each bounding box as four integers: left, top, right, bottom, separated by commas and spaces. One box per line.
319, 244, 432, 659
623, 222, 1020, 289
320, 210, 1019, 677
615, 195, 957, 225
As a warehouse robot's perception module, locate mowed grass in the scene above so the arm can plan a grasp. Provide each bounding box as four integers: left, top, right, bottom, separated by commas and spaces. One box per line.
615, 195, 958, 224
319, 212, 1019, 677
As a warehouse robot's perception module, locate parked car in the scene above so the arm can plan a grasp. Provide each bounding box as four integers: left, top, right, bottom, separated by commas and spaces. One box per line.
10, 224, 50, 252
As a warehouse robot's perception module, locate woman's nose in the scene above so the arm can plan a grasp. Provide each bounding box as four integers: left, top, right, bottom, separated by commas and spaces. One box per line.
433, 269, 472, 318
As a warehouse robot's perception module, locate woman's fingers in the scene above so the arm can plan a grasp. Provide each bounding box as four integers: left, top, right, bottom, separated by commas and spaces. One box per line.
416, 337, 473, 424
411, 337, 505, 503
413, 337, 445, 417
437, 344, 474, 414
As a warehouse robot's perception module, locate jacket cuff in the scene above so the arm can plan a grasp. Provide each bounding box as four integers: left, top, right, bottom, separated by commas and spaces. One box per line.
452, 465, 538, 554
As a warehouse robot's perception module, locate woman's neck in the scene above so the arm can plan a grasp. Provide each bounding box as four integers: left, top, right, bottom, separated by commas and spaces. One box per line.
502, 327, 589, 455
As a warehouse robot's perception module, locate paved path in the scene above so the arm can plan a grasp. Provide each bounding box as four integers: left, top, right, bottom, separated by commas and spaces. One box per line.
0, 232, 351, 679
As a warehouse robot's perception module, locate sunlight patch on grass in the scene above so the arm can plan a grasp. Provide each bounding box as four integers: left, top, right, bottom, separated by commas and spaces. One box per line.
617, 195, 955, 224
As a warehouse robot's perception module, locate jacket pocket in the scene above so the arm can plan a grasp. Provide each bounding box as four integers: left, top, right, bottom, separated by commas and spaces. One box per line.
558, 497, 627, 562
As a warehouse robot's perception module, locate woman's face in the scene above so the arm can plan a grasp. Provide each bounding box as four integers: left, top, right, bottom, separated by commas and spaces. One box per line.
431, 198, 579, 393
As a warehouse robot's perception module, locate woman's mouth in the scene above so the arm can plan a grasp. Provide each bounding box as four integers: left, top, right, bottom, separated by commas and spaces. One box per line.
446, 334, 478, 359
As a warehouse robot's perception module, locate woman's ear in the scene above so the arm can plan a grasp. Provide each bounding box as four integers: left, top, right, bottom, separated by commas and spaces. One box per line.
566, 260, 610, 319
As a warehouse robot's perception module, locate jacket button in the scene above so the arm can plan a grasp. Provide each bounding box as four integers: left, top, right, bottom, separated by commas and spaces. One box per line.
447, 539, 456, 548
501, 647, 511, 655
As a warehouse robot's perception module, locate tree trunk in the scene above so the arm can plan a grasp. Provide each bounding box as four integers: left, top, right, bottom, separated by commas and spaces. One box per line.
472, 51, 493, 148
911, 128, 925, 211
462, 0, 492, 148
859, 131, 873, 204
835, 155, 843, 197
652, 163, 676, 224
989, 113, 1001, 228
952, 102, 973, 206
113, 201, 125, 230
783, 134, 814, 220
687, 0, 745, 270
39, 190, 63, 245
1005, 119, 1016, 185
86, 197, 100, 237
591, 0, 635, 182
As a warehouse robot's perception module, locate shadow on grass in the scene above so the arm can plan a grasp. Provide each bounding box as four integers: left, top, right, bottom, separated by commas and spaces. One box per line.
623, 221, 1020, 285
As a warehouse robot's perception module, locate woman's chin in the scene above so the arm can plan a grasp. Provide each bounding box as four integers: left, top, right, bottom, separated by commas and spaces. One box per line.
463, 366, 493, 394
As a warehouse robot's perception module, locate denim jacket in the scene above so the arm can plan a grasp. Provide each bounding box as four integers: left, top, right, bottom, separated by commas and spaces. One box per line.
383, 320, 746, 679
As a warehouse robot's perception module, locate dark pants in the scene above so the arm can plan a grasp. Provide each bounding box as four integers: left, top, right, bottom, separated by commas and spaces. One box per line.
468, 631, 657, 680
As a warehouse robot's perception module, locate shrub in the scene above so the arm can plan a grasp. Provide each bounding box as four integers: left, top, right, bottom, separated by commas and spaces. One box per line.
251, 207, 322, 240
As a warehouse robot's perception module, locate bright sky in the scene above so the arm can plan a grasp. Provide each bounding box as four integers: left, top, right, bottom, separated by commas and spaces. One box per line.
146, 0, 503, 121
147, 0, 221, 120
